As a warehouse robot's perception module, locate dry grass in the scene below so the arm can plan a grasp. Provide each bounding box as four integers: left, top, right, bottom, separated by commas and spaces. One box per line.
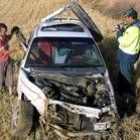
0, 94, 13, 139
91, 0, 140, 19
0, 0, 140, 140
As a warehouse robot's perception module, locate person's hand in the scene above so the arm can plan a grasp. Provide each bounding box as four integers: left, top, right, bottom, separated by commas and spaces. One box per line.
112, 23, 125, 32
11, 26, 20, 34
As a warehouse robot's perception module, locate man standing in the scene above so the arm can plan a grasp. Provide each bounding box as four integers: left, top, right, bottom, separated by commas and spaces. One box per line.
0, 23, 19, 96
116, 8, 140, 95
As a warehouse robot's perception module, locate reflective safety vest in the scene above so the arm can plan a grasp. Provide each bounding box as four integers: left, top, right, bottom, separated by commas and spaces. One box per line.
118, 25, 140, 54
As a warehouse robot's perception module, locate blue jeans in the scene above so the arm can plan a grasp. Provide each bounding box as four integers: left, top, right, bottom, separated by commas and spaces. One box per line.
119, 62, 133, 84
117, 49, 138, 84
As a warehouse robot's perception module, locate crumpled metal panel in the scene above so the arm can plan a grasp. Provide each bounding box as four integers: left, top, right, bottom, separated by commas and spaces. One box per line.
48, 99, 112, 119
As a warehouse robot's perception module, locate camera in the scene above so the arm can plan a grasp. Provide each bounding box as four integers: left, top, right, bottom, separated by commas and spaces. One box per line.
112, 23, 126, 32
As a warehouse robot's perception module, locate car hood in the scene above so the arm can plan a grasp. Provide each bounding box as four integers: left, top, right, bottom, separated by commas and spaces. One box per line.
28, 66, 106, 85
28, 69, 111, 109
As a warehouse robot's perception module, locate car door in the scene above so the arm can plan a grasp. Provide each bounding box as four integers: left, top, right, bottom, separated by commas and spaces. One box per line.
69, 2, 103, 42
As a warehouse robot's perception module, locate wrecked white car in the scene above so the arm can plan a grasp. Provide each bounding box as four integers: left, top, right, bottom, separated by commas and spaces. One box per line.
11, 2, 121, 140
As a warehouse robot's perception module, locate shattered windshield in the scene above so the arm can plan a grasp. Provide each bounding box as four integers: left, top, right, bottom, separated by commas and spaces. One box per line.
25, 38, 104, 67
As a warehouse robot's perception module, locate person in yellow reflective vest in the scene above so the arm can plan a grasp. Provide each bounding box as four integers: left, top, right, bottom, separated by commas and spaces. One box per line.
116, 7, 140, 95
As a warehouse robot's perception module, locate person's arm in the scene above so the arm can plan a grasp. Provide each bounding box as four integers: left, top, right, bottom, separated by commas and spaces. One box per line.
118, 26, 140, 48
114, 23, 125, 39
0, 39, 6, 54
0, 26, 20, 55
0, 46, 6, 54
0, 40, 19, 55
3, 27, 20, 54
4, 26, 20, 43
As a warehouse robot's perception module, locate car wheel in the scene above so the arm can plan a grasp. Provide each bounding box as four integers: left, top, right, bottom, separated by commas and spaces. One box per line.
11, 99, 34, 139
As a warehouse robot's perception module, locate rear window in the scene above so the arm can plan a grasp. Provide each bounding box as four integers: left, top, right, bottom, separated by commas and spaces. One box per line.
41, 24, 84, 32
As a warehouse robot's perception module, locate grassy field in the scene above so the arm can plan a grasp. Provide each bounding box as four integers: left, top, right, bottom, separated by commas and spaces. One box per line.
0, 0, 140, 140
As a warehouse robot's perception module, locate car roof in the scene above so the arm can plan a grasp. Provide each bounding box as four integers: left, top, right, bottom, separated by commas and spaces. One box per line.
33, 19, 93, 38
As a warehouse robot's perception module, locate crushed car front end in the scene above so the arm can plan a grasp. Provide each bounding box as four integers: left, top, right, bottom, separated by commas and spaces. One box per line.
17, 34, 119, 139
32, 71, 118, 139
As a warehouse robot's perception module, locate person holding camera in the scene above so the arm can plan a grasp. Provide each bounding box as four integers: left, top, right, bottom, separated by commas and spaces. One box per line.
116, 8, 140, 95
0, 23, 19, 96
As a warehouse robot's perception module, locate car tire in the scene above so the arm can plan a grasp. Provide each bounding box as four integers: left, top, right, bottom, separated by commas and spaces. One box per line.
11, 99, 34, 139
